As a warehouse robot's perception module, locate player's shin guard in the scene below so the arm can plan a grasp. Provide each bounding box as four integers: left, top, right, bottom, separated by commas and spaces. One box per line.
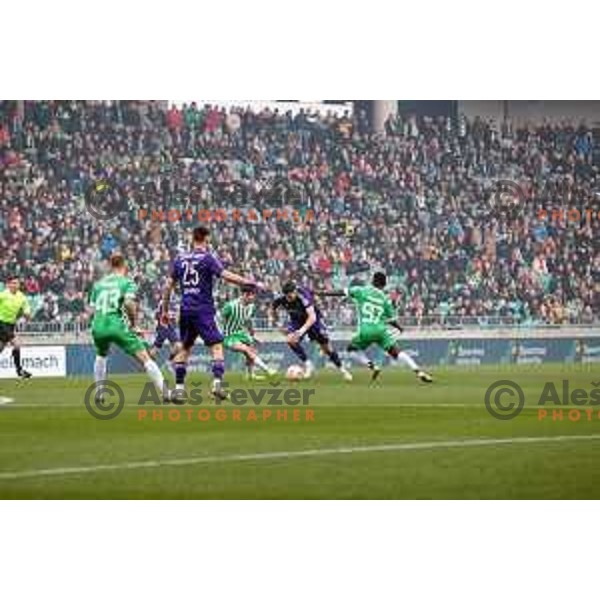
144, 360, 165, 392
94, 356, 107, 383
289, 343, 308, 362
174, 362, 187, 388
12, 347, 22, 375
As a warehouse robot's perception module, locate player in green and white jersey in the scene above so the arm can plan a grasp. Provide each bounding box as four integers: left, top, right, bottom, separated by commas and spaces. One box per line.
222, 285, 277, 380
327, 272, 432, 383
89, 254, 169, 403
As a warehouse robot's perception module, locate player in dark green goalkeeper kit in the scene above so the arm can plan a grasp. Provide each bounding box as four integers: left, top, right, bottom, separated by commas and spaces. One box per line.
89, 254, 168, 403
325, 272, 433, 383
222, 285, 277, 380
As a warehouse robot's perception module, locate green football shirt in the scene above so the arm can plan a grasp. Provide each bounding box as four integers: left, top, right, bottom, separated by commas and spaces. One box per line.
222, 298, 254, 336
348, 284, 394, 326
89, 273, 138, 329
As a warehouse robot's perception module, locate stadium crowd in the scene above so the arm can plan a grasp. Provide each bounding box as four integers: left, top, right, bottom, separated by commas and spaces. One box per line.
0, 100, 598, 328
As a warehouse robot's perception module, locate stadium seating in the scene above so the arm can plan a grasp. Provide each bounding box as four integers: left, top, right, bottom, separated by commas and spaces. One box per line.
0, 101, 598, 327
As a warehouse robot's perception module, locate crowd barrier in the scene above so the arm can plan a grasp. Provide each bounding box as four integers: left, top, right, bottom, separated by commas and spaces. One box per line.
5, 332, 598, 378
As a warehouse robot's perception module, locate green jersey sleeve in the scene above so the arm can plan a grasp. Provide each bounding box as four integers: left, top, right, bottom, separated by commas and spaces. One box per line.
222, 301, 233, 320
88, 284, 97, 307
348, 286, 365, 301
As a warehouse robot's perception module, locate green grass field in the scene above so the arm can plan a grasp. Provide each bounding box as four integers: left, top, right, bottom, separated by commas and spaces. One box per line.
1, 363, 600, 499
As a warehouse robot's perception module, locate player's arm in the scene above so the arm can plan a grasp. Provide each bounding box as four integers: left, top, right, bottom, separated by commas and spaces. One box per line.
315, 290, 347, 298
84, 286, 96, 323
123, 298, 139, 329
246, 305, 258, 341
297, 306, 317, 335
289, 305, 317, 343
221, 301, 233, 331
384, 299, 403, 332
221, 269, 264, 290
317, 286, 363, 299
123, 282, 140, 330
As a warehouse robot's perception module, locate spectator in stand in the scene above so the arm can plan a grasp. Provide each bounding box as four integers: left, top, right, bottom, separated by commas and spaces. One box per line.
0, 101, 598, 328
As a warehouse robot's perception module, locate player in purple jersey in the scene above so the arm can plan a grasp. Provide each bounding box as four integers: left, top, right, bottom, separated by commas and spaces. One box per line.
161, 226, 262, 401
271, 281, 352, 381
148, 296, 182, 367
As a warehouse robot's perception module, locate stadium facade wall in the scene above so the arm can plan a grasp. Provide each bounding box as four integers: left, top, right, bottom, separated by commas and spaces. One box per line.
62, 336, 600, 376
458, 100, 600, 124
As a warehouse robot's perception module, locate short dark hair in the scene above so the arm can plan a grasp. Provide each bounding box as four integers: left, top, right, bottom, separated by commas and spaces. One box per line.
110, 254, 126, 269
372, 271, 387, 289
282, 281, 296, 294
241, 284, 256, 294
193, 226, 210, 243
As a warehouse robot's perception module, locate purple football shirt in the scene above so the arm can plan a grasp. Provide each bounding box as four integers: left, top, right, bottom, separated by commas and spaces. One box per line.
170, 249, 224, 314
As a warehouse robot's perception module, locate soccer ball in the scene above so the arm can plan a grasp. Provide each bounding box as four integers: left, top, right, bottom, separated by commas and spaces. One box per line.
286, 365, 305, 381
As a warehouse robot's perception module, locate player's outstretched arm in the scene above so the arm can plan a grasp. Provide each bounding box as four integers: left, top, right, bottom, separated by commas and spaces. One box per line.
386, 319, 403, 333
316, 290, 347, 297
221, 270, 263, 290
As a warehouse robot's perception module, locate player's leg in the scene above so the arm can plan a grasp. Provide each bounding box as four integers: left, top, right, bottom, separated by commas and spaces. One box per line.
116, 327, 170, 400
387, 340, 433, 383
0, 324, 9, 356
199, 317, 227, 400
231, 339, 276, 379
347, 330, 381, 381
286, 324, 313, 376
91, 331, 111, 404
133, 347, 170, 398
208, 342, 227, 399
11, 335, 32, 379
152, 324, 179, 367
171, 313, 197, 394
310, 328, 352, 381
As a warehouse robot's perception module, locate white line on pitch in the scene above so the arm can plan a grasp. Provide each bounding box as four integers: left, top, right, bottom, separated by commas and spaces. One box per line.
0, 402, 564, 410
1, 433, 600, 482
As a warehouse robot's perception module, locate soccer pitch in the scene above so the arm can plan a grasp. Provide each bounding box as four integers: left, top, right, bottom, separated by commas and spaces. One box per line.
1, 364, 600, 499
